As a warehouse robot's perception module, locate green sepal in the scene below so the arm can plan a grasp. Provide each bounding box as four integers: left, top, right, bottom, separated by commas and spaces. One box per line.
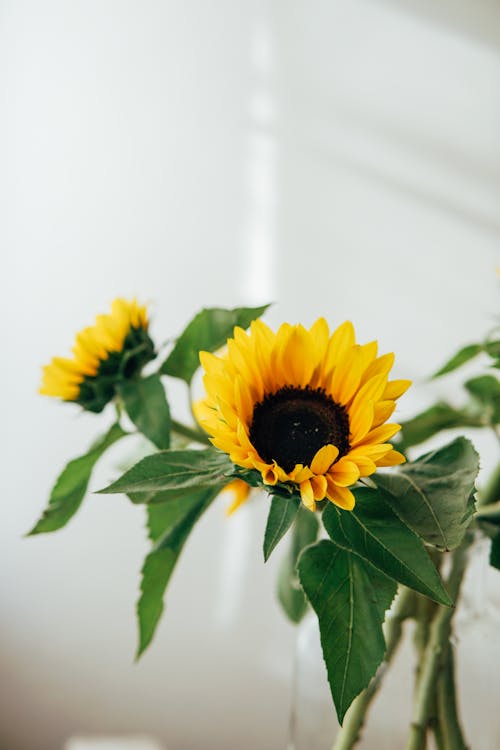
375, 437, 479, 551
298, 540, 397, 724
136, 487, 218, 658
323, 489, 452, 605
263, 496, 300, 562
118, 374, 171, 449
97, 448, 234, 496
159, 304, 270, 383
76, 326, 156, 413
29, 423, 127, 534
277, 506, 319, 623
432, 343, 483, 378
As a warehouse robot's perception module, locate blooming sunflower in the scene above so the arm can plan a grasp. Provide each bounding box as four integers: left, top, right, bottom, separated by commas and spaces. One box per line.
39, 298, 156, 413
198, 318, 410, 512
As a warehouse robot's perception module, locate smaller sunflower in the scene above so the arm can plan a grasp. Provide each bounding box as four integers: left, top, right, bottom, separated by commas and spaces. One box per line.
40, 298, 155, 413
198, 318, 411, 512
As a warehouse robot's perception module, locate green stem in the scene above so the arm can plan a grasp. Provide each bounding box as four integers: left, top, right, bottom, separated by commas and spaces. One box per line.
435, 643, 469, 750
404, 539, 470, 750
330, 588, 415, 750
171, 419, 211, 446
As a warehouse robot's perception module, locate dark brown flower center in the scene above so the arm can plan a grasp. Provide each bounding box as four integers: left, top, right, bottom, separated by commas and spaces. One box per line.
249, 386, 350, 474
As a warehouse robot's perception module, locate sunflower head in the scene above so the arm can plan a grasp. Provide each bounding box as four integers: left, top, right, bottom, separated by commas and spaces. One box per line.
39, 298, 156, 413
198, 318, 411, 512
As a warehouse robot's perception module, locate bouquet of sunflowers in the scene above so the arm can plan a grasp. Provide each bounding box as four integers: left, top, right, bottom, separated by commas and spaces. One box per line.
33, 299, 500, 749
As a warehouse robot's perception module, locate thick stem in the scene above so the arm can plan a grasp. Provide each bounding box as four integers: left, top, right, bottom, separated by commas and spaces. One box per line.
404, 540, 470, 750
435, 643, 469, 750
171, 419, 211, 446
330, 588, 415, 750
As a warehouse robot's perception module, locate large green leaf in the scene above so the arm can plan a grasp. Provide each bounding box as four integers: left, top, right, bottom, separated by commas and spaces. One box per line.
159, 304, 270, 383
29, 423, 127, 535
323, 489, 451, 605
98, 448, 234, 495
298, 540, 397, 724
128, 487, 201, 505
399, 402, 482, 449
432, 343, 483, 378
118, 374, 171, 449
137, 488, 218, 657
263, 496, 300, 562
277, 506, 319, 623
375, 437, 479, 551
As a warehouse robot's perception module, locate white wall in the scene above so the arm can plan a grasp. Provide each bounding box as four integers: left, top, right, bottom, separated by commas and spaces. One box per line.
2, 1, 499, 749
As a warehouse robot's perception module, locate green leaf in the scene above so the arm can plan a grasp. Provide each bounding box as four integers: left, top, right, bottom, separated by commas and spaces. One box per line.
277, 506, 319, 623
399, 402, 482, 450
29, 423, 127, 535
118, 374, 171, 449
375, 437, 479, 551
490, 534, 500, 570
98, 448, 234, 495
464, 375, 500, 423
263, 495, 300, 562
323, 489, 451, 605
146, 493, 209, 542
432, 343, 483, 378
137, 487, 218, 657
485, 339, 500, 359
160, 304, 270, 383
298, 540, 397, 724
128, 488, 201, 505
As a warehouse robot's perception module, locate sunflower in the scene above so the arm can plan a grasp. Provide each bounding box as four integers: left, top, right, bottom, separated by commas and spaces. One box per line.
198, 318, 410, 512
39, 298, 155, 413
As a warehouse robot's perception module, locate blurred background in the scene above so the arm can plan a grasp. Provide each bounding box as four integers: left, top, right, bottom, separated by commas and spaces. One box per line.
2, 1, 500, 748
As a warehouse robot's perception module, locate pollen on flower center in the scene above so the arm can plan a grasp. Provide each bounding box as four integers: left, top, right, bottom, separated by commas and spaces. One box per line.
249, 386, 350, 474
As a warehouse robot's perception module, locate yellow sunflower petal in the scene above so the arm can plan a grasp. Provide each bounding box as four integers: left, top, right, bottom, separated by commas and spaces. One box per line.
349, 372, 388, 414
300, 479, 316, 511
289, 465, 314, 483
349, 443, 394, 462
330, 346, 364, 404
373, 400, 396, 426
328, 458, 360, 487
354, 422, 401, 447
325, 481, 356, 511
325, 320, 356, 374
361, 352, 395, 386
199, 350, 225, 375
310, 474, 328, 500
349, 455, 377, 477
348, 401, 375, 444
376, 449, 406, 467
223, 479, 251, 516
285, 325, 319, 386
310, 443, 339, 474
383, 379, 412, 400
